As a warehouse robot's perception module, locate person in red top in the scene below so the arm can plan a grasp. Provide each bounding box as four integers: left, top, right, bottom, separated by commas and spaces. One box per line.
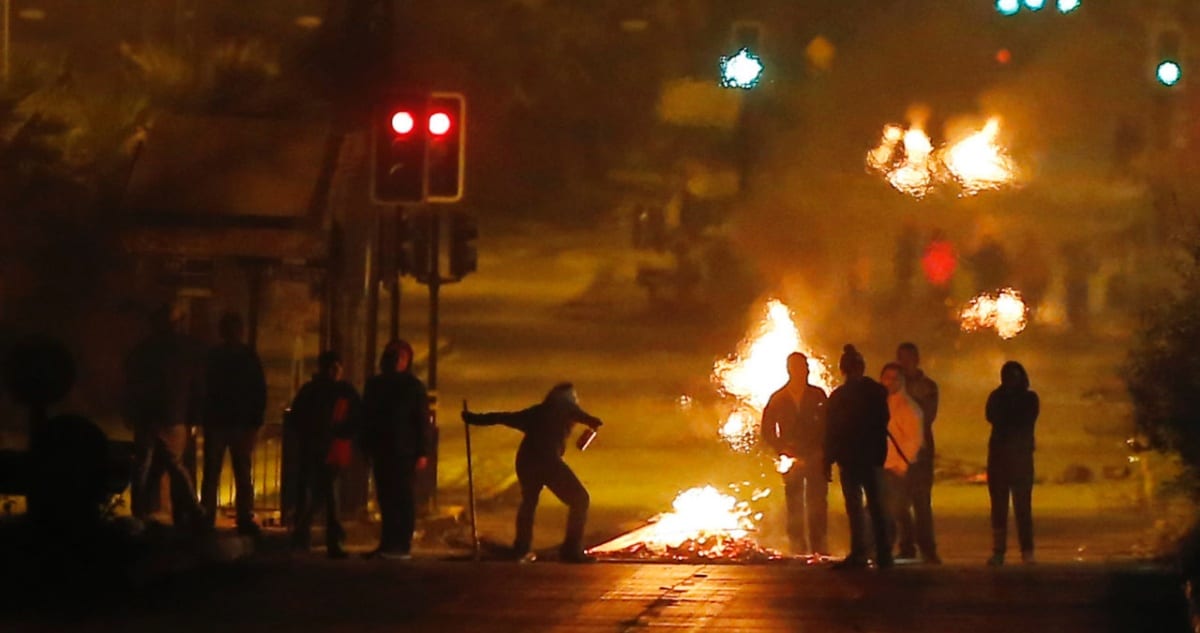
288, 351, 361, 558
760, 352, 829, 556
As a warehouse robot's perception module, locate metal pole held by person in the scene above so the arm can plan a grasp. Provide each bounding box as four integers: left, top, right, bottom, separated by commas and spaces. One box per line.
463, 398, 480, 559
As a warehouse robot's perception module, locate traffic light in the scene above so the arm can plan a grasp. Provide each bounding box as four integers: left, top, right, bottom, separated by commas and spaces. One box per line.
1155, 30, 1184, 88
426, 93, 466, 203
372, 92, 427, 203
448, 212, 478, 280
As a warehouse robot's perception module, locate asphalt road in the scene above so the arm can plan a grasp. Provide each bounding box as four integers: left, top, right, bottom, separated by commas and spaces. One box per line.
9, 556, 1189, 633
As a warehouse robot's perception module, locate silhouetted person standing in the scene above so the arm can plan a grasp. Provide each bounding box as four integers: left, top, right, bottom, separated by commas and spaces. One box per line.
463, 383, 603, 563
289, 351, 360, 558
761, 352, 829, 555
124, 303, 206, 531
201, 312, 266, 536
985, 361, 1039, 566
825, 345, 892, 569
895, 342, 940, 563
362, 340, 429, 559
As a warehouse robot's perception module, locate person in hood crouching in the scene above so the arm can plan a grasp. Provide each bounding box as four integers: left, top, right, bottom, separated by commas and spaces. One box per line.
463, 383, 603, 563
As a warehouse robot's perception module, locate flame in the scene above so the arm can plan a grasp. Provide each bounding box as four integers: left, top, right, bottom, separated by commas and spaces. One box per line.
960, 288, 1029, 339
713, 299, 833, 452
775, 454, 797, 474
867, 115, 1017, 198
942, 118, 1017, 196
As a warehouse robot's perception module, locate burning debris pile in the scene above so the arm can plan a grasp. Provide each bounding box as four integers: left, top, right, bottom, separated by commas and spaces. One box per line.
960, 288, 1029, 339
591, 300, 833, 563
589, 486, 783, 562
867, 115, 1018, 199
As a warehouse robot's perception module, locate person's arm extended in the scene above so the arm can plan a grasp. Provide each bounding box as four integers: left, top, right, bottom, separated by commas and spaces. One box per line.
568, 403, 603, 430
463, 407, 537, 432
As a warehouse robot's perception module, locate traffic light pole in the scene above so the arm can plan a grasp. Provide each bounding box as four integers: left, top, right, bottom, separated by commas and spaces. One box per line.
425, 211, 441, 512
389, 206, 405, 340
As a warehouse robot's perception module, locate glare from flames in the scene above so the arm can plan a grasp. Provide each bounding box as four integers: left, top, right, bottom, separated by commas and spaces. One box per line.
867, 116, 1017, 198
960, 288, 1029, 339
775, 454, 797, 475
941, 117, 1017, 196
587, 485, 774, 559
713, 299, 833, 452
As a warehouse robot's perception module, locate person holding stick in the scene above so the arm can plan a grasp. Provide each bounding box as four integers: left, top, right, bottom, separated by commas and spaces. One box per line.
462, 383, 602, 564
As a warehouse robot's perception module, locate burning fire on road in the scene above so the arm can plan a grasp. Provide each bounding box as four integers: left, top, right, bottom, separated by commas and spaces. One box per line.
590, 300, 833, 563
712, 299, 833, 452
867, 115, 1018, 198
960, 288, 1029, 339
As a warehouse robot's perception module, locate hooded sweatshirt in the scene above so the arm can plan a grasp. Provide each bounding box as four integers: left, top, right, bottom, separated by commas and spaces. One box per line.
465, 385, 602, 459
885, 390, 925, 475
985, 361, 1039, 464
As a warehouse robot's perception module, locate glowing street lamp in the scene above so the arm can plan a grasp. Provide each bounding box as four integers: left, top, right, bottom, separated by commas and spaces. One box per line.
720, 47, 764, 90
1157, 60, 1182, 87
1023, 0, 1046, 11
996, 0, 1020, 16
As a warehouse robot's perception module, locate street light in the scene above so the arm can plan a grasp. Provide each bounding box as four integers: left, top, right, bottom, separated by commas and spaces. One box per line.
996, 0, 1020, 17
719, 47, 764, 90
1023, 0, 1046, 12
1157, 60, 1182, 87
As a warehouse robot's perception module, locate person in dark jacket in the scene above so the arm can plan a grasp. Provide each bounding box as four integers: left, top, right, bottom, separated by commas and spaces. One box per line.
985, 361, 1039, 566
200, 312, 267, 535
289, 351, 361, 558
894, 342, 941, 563
825, 344, 893, 569
463, 383, 603, 563
761, 352, 829, 555
124, 302, 207, 531
362, 339, 430, 559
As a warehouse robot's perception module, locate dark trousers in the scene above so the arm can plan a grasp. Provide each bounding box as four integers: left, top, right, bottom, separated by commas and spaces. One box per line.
839, 464, 891, 563
896, 448, 938, 558
515, 454, 590, 556
783, 467, 828, 554
133, 424, 205, 528
373, 453, 417, 553
201, 426, 258, 528
292, 444, 344, 550
988, 459, 1034, 555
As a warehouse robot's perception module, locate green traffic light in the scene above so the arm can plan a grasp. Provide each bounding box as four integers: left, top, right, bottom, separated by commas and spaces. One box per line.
1158, 60, 1182, 87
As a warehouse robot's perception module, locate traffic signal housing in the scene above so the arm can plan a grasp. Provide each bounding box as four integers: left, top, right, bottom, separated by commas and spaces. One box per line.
372, 93, 427, 204
448, 212, 478, 280
426, 93, 466, 203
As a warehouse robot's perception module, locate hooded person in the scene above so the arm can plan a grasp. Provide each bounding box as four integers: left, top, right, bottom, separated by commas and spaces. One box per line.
288, 351, 361, 558
362, 339, 430, 560
462, 383, 603, 563
825, 344, 893, 569
985, 361, 1039, 566
761, 352, 829, 555
879, 362, 925, 559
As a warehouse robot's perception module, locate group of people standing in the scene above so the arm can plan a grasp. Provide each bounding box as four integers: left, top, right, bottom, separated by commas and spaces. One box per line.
761, 342, 1040, 568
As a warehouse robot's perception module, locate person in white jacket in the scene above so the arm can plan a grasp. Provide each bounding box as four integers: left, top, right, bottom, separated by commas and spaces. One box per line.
880, 362, 925, 560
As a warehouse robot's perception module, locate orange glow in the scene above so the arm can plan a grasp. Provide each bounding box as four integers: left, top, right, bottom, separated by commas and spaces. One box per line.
713, 299, 833, 452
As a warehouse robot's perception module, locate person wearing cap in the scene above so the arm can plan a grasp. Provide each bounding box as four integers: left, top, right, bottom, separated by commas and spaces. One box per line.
362, 340, 430, 560
288, 351, 361, 558
825, 344, 893, 569
462, 383, 603, 563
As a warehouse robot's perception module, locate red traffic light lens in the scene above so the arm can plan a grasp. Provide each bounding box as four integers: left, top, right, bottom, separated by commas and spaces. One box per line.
429, 112, 452, 136
391, 111, 415, 135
